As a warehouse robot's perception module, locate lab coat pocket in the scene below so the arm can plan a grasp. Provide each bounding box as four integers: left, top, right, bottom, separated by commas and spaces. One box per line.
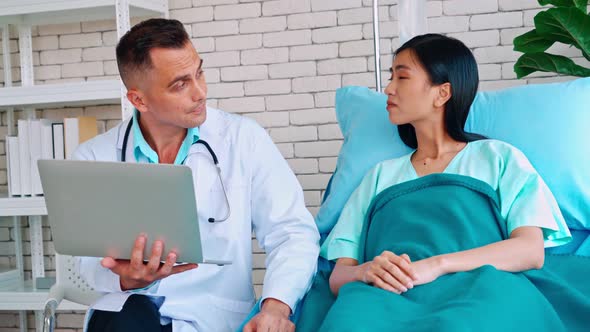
209, 294, 255, 314
207, 294, 254, 332
205, 184, 245, 239
199, 183, 246, 260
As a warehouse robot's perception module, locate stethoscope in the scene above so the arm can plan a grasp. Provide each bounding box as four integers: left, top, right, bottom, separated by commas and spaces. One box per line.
121, 119, 231, 223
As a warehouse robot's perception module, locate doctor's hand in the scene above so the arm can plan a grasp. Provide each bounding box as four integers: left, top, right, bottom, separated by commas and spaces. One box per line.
359, 251, 418, 294
243, 298, 293, 332
100, 234, 198, 291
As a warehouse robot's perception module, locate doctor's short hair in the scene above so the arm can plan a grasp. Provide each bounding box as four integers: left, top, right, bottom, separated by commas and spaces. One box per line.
116, 18, 191, 88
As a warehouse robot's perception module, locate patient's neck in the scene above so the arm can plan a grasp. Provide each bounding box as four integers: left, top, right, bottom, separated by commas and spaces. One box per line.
413, 124, 463, 160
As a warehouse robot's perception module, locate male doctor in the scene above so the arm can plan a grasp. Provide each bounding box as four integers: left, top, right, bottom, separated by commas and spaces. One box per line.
73, 18, 320, 332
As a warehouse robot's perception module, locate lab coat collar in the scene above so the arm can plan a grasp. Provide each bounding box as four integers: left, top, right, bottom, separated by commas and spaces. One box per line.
198, 106, 228, 142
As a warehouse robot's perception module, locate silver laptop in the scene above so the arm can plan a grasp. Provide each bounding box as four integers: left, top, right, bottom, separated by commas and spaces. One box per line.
38, 159, 231, 265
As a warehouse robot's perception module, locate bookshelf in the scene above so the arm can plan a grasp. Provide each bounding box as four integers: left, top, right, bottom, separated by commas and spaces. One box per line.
0, 80, 121, 109
0, 194, 46, 217
0, 280, 86, 311
0, 1, 169, 331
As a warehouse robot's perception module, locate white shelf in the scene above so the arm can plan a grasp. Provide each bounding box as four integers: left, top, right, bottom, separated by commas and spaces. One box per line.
0, 280, 88, 311
0, 194, 47, 217
0, 79, 121, 109
0, 0, 167, 25
0, 268, 21, 290
0, 3, 168, 328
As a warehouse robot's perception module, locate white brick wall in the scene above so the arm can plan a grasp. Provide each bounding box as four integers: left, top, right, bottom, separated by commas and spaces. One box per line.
269, 61, 316, 78
266, 94, 315, 111
288, 12, 337, 29
201, 50, 240, 67
245, 79, 291, 95
59, 32, 102, 48
291, 43, 339, 61
448, 30, 500, 48
220, 65, 268, 81
192, 20, 239, 37
312, 0, 362, 12
215, 34, 262, 51
240, 16, 287, 33
428, 15, 470, 33
40, 49, 82, 65
215, 3, 261, 20
443, 0, 498, 15
170, 6, 214, 23
32, 36, 58, 51
470, 12, 523, 30
292, 75, 341, 93
263, 30, 312, 47
1, 0, 580, 329
262, 0, 311, 16
312, 25, 363, 43
241, 47, 289, 65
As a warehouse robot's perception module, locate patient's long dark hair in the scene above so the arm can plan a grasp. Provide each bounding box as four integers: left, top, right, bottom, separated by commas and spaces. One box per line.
394, 34, 485, 149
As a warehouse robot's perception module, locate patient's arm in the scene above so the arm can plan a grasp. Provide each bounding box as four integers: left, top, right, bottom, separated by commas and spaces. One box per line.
413, 226, 545, 286
329, 252, 418, 296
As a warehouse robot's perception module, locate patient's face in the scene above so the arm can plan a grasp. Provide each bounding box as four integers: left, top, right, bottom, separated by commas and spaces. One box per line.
384, 50, 439, 126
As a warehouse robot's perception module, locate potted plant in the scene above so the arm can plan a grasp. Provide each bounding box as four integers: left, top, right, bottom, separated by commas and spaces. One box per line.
513, 0, 590, 78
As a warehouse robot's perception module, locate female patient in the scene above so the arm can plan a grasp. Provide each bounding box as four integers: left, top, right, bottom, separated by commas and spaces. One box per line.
317, 34, 571, 331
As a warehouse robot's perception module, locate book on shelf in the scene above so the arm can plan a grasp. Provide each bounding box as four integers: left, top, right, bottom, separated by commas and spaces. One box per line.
31, 119, 62, 195
5, 136, 21, 197
40, 119, 55, 160
52, 123, 65, 160
4, 116, 98, 197
64, 116, 98, 159
17, 119, 32, 196
29, 119, 43, 195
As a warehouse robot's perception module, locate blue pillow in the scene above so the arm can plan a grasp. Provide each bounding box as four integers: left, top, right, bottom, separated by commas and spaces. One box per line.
315, 87, 412, 236
465, 78, 590, 230
317, 78, 590, 236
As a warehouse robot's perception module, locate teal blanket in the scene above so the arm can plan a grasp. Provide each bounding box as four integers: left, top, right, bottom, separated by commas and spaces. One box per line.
297, 174, 590, 332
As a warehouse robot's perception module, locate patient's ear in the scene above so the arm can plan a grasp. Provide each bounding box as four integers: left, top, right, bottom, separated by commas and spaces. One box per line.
434, 83, 452, 108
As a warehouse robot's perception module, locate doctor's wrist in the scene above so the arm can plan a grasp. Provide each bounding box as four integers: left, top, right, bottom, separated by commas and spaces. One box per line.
261, 298, 291, 318
120, 277, 154, 291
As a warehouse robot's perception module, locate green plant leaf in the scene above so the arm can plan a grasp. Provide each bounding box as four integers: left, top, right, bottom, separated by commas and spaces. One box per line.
513, 29, 555, 53
535, 7, 590, 59
514, 52, 590, 78
538, 0, 588, 12
575, 0, 589, 12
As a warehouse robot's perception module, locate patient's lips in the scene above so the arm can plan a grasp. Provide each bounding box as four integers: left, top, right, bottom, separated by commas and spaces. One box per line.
387, 100, 398, 110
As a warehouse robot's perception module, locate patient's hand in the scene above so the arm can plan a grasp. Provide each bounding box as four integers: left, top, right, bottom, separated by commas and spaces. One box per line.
410, 256, 445, 286
101, 234, 198, 291
359, 251, 418, 294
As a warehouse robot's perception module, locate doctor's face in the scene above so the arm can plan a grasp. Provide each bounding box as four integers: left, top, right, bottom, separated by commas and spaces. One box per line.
384, 50, 440, 126
132, 42, 208, 129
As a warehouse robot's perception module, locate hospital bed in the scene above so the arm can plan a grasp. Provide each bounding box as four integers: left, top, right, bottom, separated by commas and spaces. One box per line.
292, 78, 590, 331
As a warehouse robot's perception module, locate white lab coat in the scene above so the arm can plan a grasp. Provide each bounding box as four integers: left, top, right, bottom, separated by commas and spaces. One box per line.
73, 107, 320, 331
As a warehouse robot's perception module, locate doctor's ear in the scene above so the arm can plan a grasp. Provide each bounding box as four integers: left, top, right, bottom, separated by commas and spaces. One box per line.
126, 89, 148, 113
